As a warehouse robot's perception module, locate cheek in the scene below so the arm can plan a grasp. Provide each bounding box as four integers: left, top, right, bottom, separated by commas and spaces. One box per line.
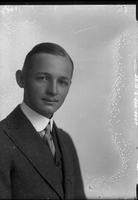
59, 88, 69, 100
31, 81, 45, 91
25, 83, 44, 97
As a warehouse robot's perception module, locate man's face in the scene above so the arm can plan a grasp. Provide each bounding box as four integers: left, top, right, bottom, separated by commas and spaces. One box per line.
22, 53, 72, 118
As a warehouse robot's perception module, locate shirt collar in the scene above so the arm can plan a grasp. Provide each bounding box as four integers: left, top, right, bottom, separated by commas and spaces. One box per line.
20, 102, 53, 132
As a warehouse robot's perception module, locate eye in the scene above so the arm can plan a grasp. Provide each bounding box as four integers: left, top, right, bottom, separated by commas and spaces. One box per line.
36, 76, 49, 81
59, 80, 69, 86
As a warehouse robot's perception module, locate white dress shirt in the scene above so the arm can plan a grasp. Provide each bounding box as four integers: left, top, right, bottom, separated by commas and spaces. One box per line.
20, 102, 53, 135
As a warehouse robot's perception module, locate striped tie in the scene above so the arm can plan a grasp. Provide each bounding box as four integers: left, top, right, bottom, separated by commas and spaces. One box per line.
42, 122, 55, 157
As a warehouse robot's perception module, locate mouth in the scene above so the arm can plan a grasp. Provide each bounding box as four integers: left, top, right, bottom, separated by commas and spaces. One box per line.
42, 98, 59, 103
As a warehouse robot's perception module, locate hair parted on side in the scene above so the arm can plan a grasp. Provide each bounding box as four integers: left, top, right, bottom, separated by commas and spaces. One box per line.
22, 42, 74, 76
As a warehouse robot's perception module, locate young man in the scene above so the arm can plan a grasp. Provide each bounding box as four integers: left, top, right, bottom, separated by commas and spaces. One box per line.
0, 43, 86, 199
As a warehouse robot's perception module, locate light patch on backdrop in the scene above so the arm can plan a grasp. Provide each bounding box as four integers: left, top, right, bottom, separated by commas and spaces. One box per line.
84, 28, 136, 198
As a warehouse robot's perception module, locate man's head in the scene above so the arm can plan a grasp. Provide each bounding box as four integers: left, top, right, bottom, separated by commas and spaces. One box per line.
16, 42, 74, 118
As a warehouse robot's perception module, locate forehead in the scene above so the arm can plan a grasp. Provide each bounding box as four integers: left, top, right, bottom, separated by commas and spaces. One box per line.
28, 53, 73, 78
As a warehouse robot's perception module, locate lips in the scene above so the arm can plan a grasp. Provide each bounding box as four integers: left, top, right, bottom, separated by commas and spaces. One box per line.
42, 98, 59, 103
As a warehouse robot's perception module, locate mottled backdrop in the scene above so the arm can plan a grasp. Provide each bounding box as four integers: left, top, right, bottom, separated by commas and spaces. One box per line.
0, 5, 136, 198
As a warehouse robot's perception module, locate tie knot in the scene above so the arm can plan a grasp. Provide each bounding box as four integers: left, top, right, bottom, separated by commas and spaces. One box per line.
38, 121, 51, 139
45, 121, 51, 132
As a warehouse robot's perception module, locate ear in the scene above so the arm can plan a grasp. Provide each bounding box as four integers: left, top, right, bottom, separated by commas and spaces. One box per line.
16, 70, 24, 88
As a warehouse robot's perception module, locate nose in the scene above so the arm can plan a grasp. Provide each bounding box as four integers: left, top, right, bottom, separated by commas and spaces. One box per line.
47, 80, 58, 96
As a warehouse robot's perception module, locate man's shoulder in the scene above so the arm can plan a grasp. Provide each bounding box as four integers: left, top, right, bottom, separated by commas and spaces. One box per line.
55, 125, 71, 139
0, 105, 23, 130
55, 125, 75, 147
57, 127, 68, 135
0, 115, 8, 130
56, 126, 80, 161
0, 117, 14, 151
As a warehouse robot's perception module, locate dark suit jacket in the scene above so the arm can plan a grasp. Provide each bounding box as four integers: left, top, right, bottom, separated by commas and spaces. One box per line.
0, 106, 86, 199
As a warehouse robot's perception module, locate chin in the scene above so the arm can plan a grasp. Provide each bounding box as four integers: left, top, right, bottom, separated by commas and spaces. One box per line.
40, 109, 54, 118
37, 104, 59, 117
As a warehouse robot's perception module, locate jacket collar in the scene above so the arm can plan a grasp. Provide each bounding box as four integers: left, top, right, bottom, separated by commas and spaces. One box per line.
1, 105, 64, 199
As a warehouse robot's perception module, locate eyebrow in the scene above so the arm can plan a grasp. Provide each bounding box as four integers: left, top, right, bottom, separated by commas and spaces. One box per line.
35, 72, 70, 80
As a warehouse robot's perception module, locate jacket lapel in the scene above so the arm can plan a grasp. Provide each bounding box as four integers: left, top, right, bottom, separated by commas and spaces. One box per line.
55, 126, 74, 199
1, 106, 63, 199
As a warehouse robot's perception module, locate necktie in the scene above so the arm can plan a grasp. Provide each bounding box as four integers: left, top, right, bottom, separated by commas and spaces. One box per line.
43, 122, 56, 157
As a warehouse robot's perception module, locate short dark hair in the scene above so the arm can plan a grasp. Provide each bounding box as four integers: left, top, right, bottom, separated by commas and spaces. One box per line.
22, 42, 74, 77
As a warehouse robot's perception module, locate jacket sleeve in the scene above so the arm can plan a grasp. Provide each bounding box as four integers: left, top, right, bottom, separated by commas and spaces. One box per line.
62, 130, 87, 199
0, 129, 12, 199
70, 137, 86, 199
